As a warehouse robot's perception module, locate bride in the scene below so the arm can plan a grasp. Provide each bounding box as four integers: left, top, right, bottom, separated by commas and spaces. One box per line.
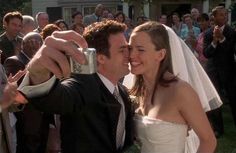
124, 21, 222, 153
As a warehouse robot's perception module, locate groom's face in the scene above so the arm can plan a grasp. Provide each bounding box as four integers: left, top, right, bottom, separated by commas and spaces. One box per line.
98, 32, 130, 80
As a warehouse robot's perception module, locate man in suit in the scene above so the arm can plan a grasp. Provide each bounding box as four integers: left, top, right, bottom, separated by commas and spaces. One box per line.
0, 11, 23, 64
83, 4, 104, 26
33, 12, 49, 33
0, 56, 26, 153
19, 20, 134, 153
204, 6, 236, 136
4, 32, 52, 153
4, 32, 42, 77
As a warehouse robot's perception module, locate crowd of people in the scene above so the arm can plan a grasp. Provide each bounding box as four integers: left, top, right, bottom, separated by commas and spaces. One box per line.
0, 3, 235, 153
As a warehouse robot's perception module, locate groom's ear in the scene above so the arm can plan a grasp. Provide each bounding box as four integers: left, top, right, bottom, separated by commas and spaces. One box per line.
155, 49, 166, 62
97, 54, 106, 65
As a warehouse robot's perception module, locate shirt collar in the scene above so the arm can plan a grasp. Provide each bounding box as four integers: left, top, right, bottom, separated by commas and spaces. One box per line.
97, 72, 118, 94
220, 25, 225, 31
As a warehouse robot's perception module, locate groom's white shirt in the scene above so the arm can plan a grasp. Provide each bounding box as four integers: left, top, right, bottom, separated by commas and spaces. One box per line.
18, 73, 56, 98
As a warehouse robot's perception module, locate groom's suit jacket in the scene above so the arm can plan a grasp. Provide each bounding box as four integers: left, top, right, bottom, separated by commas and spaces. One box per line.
29, 73, 134, 153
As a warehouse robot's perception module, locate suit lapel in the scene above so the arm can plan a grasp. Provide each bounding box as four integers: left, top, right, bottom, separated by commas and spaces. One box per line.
18, 52, 30, 66
94, 74, 120, 148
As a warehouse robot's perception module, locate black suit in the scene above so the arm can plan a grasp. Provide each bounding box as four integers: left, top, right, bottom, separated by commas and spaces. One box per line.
29, 73, 134, 153
4, 52, 28, 83
204, 25, 236, 129
0, 32, 22, 64
4, 52, 51, 153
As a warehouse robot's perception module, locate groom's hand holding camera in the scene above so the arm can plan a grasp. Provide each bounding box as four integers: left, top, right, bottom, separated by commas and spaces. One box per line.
27, 30, 88, 85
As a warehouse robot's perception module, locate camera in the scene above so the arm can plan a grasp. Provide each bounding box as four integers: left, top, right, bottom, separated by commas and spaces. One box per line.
70, 48, 97, 74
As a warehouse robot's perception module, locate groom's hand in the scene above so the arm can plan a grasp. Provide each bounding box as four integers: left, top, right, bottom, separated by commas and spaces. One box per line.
27, 30, 88, 84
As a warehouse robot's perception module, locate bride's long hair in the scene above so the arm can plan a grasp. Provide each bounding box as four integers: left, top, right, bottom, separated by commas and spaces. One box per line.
130, 21, 177, 104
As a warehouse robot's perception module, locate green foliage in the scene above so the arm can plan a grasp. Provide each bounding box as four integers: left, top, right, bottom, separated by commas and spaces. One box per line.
0, 0, 31, 32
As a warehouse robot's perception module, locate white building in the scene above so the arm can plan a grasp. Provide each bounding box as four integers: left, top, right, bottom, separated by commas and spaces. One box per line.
32, 0, 122, 25
32, 0, 234, 25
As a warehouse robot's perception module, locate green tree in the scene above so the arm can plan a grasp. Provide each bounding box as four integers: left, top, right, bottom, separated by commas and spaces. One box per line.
0, 0, 31, 32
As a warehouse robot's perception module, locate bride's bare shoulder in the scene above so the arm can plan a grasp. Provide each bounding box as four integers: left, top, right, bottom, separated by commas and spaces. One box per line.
171, 79, 200, 105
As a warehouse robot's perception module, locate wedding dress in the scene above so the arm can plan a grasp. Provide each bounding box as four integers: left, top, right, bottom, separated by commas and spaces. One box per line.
134, 115, 188, 153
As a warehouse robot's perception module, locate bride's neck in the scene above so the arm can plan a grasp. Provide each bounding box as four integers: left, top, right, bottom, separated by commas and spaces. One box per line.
143, 75, 156, 94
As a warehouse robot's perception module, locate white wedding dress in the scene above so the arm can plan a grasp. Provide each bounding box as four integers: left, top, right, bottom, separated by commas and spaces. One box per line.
134, 115, 188, 153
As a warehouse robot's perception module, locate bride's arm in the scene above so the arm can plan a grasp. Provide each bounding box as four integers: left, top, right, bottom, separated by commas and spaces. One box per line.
176, 82, 217, 153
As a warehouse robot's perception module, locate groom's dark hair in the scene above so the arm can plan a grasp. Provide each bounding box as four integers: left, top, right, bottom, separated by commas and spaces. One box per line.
83, 20, 126, 58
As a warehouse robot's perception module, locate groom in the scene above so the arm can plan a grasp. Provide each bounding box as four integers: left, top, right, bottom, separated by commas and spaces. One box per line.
19, 20, 134, 153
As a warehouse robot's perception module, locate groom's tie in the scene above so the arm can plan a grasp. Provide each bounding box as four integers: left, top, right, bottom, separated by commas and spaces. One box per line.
113, 87, 125, 149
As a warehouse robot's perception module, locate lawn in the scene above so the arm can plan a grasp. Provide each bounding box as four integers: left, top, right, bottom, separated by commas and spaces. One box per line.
216, 105, 236, 153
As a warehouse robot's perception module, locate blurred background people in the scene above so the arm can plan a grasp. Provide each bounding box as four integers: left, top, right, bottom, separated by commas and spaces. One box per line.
195, 13, 210, 68
83, 4, 104, 26
204, 6, 236, 138
158, 14, 167, 25
71, 11, 83, 25
114, 11, 125, 23
0, 11, 23, 64
191, 8, 200, 27
136, 16, 148, 26
20, 15, 36, 37
107, 12, 114, 20
0, 50, 26, 153
41, 24, 61, 40
34, 12, 49, 33
54, 19, 69, 31
171, 12, 186, 37
71, 23, 85, 35
101, 9, 114, 21
180, 13, 200, 51
124, 17, 133, 41
4, 32, 45, 153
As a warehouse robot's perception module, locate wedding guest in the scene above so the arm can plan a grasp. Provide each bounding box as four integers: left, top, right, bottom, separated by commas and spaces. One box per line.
55, 19, 69, 31
34, 12, 49, 33
0, 52, 26, 153
195, 13, 210, 68
0, 11, 23, 64
204, 6, 236, 137
41, 24, 61, 40
71, 23, 85, 35
114, 11, 125, 23
191, 8, 200, 27
180, 14, 200, 51
4, 32, 47, 153
71, 11, 83, 25
19, 20, 134, 153
20, 15, 36, 37
171, 12, 186, 37
83, 4, 104, 26
158, 14, 167, 25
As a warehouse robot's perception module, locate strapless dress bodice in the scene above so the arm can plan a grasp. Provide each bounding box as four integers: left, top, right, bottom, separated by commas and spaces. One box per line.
134, 114, 188, 153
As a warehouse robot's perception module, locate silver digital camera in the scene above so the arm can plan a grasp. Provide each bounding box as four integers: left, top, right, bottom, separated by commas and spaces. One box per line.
70, 48, 97, 74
